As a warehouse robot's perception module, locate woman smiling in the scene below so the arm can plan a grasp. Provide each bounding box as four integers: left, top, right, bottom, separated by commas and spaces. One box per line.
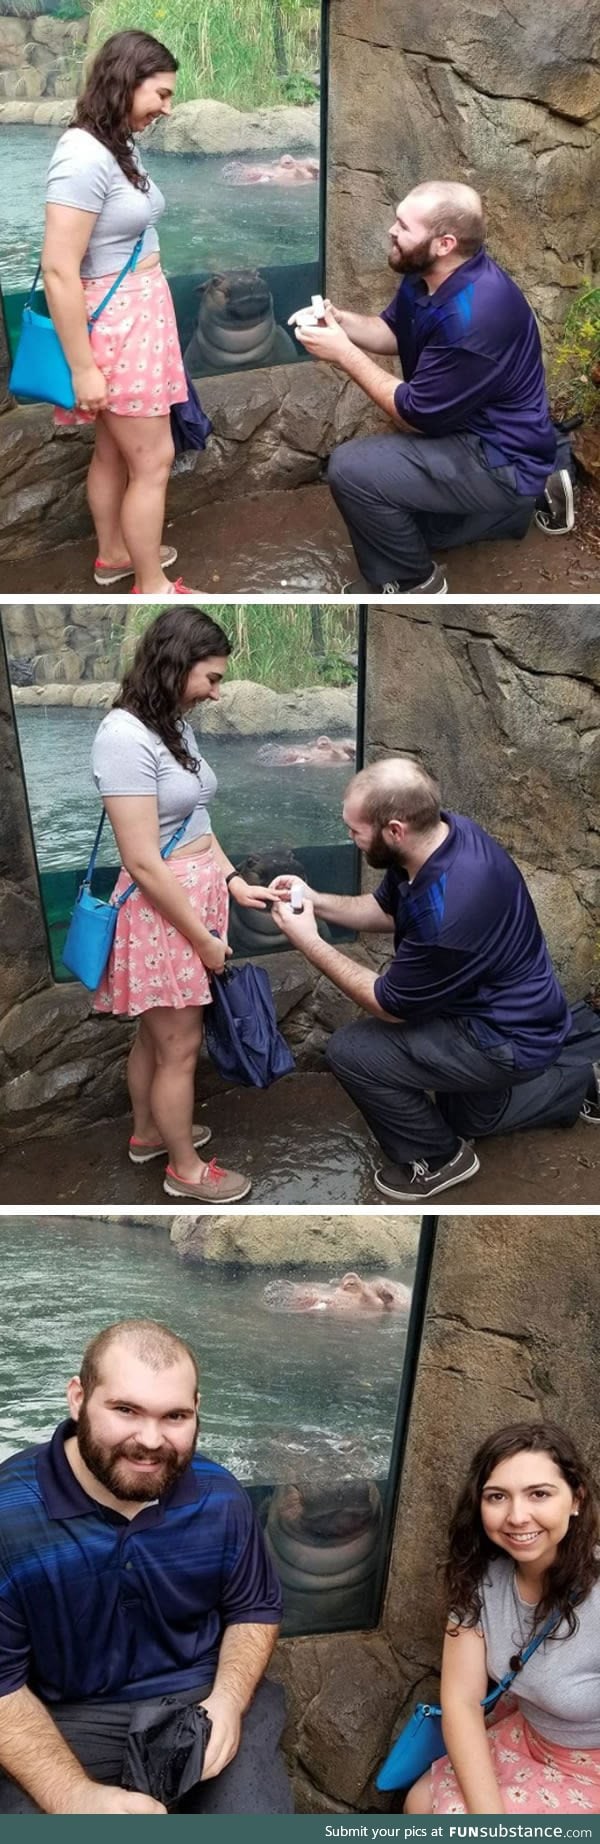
405, 1423, 600, 1815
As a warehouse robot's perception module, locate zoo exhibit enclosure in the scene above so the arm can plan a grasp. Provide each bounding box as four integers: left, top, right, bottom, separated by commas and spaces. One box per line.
0, 1210, 431, 1644
2, 1211, 599, 1817
0, 1, 324, 386
2, 601, 362, 980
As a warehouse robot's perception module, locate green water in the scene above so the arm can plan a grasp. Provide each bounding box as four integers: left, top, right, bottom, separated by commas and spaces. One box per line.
1, 1216, 418, 1486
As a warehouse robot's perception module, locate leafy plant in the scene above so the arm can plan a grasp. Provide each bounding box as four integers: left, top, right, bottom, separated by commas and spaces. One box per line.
118, 603, 357, 692
549, 287, 600, 418
86, 0, 319, 108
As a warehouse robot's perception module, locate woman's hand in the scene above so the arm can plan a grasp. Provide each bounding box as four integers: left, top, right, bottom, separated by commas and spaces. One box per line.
267, 875, 317, 905
72, 361, 108, 413
200, 934, 233, 975
227, 876, 276, 912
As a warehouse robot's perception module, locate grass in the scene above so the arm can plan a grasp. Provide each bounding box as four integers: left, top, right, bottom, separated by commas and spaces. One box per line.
87, 0, 320, 109
115, 603, 357, 691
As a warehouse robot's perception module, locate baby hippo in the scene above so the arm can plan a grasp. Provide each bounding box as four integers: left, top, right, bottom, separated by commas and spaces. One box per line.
264, 1273, 412, 1316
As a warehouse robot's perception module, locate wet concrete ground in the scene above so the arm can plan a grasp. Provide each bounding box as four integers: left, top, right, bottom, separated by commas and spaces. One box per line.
1, 1072, 597, 1206
3, 481, 599, 597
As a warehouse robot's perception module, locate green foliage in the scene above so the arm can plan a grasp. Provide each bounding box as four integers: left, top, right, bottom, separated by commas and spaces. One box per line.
550, 288, 600, 418
87, 0, 319, 108
118, 603, 357, 692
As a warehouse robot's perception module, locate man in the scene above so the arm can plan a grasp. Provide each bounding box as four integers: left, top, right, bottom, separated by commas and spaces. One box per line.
0, 1320, 292, 1816
272, 759, 594, 1201
292, 181, 573, 595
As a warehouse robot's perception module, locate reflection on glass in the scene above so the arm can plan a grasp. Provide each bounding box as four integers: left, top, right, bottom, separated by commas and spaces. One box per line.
0, 2, 322, 369
2, 602, 359, 977
1, 1213, 423, 1636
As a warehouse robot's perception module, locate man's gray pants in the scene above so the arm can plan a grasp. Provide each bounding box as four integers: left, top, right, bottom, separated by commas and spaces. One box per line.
327, 429, 535, 586
0, 1680, 293, 1815
326, 1015, 591, 1167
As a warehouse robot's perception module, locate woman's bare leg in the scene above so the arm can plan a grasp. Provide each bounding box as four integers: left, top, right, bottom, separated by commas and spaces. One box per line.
127, 1018, 159, 1142
87, 413, 129, 561
142, 1007, 209, 1178
404, 1773, 434, 1814
103, 410, 175, 592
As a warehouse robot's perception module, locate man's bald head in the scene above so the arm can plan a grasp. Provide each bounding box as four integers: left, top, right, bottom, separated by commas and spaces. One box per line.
346, 757, 442, 836
405, 182, 485, 257
79, 1319, 199, 1399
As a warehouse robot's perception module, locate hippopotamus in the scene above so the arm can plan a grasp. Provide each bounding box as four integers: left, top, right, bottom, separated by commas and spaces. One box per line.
225, 154, 319, 187
264, 1478, 382, 1627
226, 848, 334, 956
257, 735, 355, 767
183, 270, 297, 378
263, 1273, 412, 1317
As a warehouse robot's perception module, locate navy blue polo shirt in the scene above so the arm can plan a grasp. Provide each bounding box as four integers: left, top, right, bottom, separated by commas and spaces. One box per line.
373, 812, 571, 1070
0, 1422, 282, 1704
380, 249, 557, 494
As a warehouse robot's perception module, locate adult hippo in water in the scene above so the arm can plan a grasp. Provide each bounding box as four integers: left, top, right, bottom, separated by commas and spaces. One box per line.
263, 1272, 412, 1316
225, 154, 319, 186
184, 270, 297, 377
258, 735, 355, 767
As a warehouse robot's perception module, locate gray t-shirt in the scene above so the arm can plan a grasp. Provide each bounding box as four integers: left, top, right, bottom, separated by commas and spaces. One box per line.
477, 1557, 600, 1748
46, 128, 165, 278
92, 709, 217, 850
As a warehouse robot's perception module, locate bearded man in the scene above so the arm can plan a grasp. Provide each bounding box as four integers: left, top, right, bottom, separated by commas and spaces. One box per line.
292, 181, 573, 594
0, 1320, 291, 1815
271, 759, 595, 1201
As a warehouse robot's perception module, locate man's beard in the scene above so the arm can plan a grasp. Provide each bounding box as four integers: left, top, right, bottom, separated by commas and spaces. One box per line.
76, 1400, 198, 1502
388, 234, 437, 276
365, 827, 408, 871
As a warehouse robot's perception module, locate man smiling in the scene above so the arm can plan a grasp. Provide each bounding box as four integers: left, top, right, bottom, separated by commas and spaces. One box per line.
0, 1320, 291, 1815
293, 180, 572, 594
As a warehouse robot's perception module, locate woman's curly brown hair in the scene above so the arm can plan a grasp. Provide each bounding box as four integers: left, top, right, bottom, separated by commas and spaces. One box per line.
445, 1422, 600, 1642
72, 31, 178, 192
114, 607, 232, 772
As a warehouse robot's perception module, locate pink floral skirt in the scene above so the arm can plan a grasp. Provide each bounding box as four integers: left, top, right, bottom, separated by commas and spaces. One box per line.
55, 262, 187, 426
93, 848, 228, 1018
431, 1709, 600, 1814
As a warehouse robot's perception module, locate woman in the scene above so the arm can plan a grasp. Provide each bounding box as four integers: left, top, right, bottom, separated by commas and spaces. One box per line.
92, 606, 274, 1202
405, 1423, 600, 1815
42, 30, 202, 595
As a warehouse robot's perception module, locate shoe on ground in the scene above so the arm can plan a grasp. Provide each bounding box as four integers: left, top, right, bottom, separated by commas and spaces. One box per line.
580, 1063, 600, 1124
534, 468, 575, 535
374, 1138, 480, 1201
342, 563, 447, 597
163, 1157, 252, 1202
129, 1122, 212, 1165
94, 543, 177, 585
132, 578, 206, 597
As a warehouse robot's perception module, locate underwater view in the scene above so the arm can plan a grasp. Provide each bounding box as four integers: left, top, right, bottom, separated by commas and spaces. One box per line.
2, 1215, 422, 1635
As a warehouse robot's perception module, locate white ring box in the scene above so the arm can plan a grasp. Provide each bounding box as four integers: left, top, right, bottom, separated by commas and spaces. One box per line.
293, 294, 327, 334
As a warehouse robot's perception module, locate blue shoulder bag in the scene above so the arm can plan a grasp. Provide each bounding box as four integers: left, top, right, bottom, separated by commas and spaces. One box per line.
62, 808, 189, 991
9, 234, 144, 410
376, 1609, 559, 1791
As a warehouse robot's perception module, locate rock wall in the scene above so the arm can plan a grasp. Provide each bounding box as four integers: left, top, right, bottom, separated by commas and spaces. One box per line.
326, 0, 600, 345
0, 14, 88, 103
169, 1210, 419, 1269
274, 1214, 600, 1812
365, 604, 600, 998
0, 367, 373, 563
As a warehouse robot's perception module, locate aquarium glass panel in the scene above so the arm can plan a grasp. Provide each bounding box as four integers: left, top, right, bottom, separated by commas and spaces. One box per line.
1, 1213, 430, 1636
0, 0, 323, 382
2, 603, 361, 979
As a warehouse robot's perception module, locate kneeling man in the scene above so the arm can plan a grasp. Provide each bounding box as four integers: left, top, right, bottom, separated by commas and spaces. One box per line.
272, 760, 593, 1200
0, 1320, 291, 1815
293, 181, 572, 595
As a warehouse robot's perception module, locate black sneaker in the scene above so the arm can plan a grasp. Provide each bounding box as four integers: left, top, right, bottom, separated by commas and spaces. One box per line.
580, 1062, 600, 1124
341, 563, 448, 597
374, 1138, 480, 1201
534, 468, 575, 535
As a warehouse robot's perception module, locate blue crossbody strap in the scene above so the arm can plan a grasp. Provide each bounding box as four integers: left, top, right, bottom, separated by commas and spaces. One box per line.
23, 235, 144, 322
81, 809, 190, 908
428, 1607, 561, 1720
